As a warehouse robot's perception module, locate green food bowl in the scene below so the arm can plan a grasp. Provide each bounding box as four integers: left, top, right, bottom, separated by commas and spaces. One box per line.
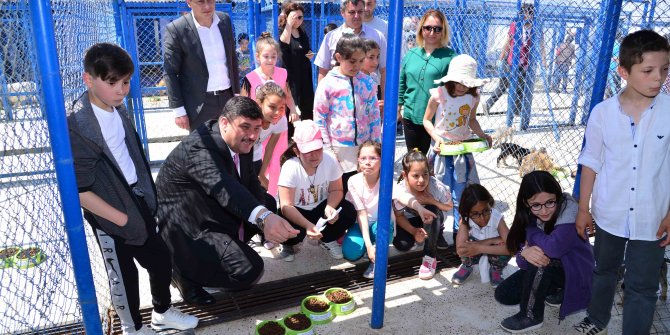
0, 247, 21, 269
300, 295, 334, 325
255, 320, 287, 335
462, 138, 489, 153
14, 246, 46, 269
324, 288, 355, 316
439, 142, 466, 156
281, 313, 314, 335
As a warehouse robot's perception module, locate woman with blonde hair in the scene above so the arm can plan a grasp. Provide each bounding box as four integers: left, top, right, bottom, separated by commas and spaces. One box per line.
397, 9, 455, 155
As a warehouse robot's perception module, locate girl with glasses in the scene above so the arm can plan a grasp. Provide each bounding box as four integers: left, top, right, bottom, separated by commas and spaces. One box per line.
341, 141, 394, 279
495, 171, 594, 333
451, 183, 511, 286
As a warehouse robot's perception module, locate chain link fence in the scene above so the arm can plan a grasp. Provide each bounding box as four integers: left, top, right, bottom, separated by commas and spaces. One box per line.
2, 0, 670, 334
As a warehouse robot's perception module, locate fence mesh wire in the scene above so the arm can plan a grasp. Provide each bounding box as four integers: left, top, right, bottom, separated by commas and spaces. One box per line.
2, 0, 670, 334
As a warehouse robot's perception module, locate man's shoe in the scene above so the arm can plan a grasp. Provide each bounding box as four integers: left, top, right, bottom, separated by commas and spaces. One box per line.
171, 276, 215, 306
573, 317, 607, 335
320, 240, 344, 259
436, 234, 449, 250
418, 255, 437, 280
151, 307, 199, 331
451, 264, 473, 285
545, 289, 563, 308
279, 244, 295, 262
500, 312, 543, 333
362, 262, 375, 279
123, 325, 157, 335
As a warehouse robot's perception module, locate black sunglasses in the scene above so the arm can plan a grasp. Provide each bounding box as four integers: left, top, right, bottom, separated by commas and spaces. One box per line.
422, 25, 443, 33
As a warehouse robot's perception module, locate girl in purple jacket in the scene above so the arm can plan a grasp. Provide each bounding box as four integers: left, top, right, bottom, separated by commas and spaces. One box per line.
495, 171, 594, 333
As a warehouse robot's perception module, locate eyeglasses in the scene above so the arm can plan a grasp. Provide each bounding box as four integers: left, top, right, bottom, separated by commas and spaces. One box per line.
358, 156, 380, 163
295, 15, 304, 20
529, 200, 557, 212
422, 25, 443, 33
346, 10, 365, 16
469, 208, 492, 220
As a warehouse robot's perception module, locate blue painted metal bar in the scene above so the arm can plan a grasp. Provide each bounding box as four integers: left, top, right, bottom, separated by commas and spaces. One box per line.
124, 13, 151, 158
647, 0, 657, 29
28, 1, 102, 334
371, 0, 402, 328
272, 0, 279, 38
113, 0, 126, 47
573, 0, 622, 198
248, 0, 257, 69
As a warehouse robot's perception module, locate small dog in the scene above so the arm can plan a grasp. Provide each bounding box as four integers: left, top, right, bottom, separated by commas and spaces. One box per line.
519, 148, 559, 177
496, 142, 531, 167
491, 126, 515, 149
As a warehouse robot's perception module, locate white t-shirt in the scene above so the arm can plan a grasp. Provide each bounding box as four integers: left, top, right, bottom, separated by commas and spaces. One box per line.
253, 117, 288, 161
277, 151, 343, 210
430, 86, 476, 141
467, 207, 504, 240
346, 172, 381, 222
91, 104, 137, 185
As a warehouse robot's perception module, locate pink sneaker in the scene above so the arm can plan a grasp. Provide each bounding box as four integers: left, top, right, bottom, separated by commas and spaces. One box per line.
418, 255, 437, 280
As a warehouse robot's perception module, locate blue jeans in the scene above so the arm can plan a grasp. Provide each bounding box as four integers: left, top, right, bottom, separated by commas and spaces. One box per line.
342, 220, 394, 261
434, 154, 477, 233
586, 226, 665, 333
552, 63, 570, 92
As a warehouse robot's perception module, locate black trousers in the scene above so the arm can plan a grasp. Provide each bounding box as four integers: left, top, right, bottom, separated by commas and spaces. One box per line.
485, 63, 528, 116
191, 89, 234, 130
392, 205, 443, 258
495, 260, 564, 321
88, 193, 172, 332
281, 199, 356, 245
402, 118, 432, 155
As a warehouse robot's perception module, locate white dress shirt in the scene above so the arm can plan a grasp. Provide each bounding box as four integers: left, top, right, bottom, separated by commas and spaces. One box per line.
578, 93, 670, 241
174, 12, 231, 117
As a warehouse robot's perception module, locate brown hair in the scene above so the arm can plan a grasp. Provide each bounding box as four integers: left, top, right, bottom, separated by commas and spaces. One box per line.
619, 29, 670, 72
279, 1, 306, 33
444, 82, 479, 97
255, 32, 281, 57
415, 9, 451, 49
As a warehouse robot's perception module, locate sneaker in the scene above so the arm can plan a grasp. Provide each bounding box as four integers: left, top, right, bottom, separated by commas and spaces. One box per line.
363, 262, 375, 279
151, 307, 199, 331
500, 312, 543, 333
436, 234, 449, 250
410, 241, 424, 251
279, 244, 295, 262
124, 325, 157, 335
545, 289, 563, 308
490, 268, 504, 286
320, 240, 344, 259
573, 317, 607, 335
263, 240, 275, 250
418, 255, 437, 280
451, 264, 473, 285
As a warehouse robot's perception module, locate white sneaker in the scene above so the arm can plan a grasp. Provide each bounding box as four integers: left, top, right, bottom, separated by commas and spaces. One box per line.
123, 325, 158, 335
418, 255, 437, 280
320, 240, 344, 259
279, 244, 295, 262
150, 307, 199, 331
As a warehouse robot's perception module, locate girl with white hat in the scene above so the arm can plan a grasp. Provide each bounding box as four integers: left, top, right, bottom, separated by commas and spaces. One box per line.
423, 54, 491, 239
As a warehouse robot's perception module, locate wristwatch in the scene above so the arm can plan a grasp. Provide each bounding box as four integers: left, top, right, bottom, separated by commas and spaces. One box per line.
255, 210, 272, 230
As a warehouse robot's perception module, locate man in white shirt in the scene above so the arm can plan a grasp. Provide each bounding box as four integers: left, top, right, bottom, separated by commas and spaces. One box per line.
362, 0, 387, 36
163, 0, 239, 131
314, 0, 387, 90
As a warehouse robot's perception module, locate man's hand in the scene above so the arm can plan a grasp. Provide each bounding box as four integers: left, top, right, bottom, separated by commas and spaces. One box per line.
324, 205, 339, 224
175, 116, 190, 130
521, 245, 550, 267
657, 213, 670, 247
575, 208, 593, 240
262, 214, 299, 244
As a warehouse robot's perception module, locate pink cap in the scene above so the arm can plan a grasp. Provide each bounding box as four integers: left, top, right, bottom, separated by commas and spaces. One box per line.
293, 120, 323, 153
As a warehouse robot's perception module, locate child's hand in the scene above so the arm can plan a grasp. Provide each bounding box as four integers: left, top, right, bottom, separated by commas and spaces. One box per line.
415, 205, 437, 224
367, 244, 376, 263
575, 208, 593, 240
458, 240, 479, 258
521, 245, 549, 267
657, 213, 670, 247
432, 138, 443, 153
484, 134, 493, 147
306, 225, 324, 241
305, 50, 315, 61
324, 205, 340, 224
413, 227, 428, 244
259, 174, 269, 190
114, 213, 129, 227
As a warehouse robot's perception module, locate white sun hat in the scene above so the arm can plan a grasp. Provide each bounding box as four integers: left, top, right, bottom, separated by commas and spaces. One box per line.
434, 54, 488, 88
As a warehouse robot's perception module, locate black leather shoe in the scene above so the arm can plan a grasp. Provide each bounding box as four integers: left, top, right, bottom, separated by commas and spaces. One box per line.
171, 275, 216, 306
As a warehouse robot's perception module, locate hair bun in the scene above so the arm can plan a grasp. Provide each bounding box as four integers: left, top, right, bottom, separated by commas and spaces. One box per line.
259, 31, 273, 39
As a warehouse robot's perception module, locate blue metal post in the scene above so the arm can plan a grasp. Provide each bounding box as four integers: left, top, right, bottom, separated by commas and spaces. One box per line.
248, 0, 257, 68
646, 0, 657, 29
371, 0, 402, 328
28, 1, 102, 334
123, 14, 151, 158
112, 0, 126, 47
272, 0, 279, 39
573, 0, 622, 198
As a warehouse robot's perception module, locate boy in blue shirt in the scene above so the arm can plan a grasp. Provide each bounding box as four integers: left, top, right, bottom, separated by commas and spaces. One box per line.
67, 43, 198, 334
574, 30, 670, 334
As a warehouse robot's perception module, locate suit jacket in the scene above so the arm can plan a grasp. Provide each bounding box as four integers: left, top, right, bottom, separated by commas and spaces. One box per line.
67, 92, 157, 245
163, 11, 240, 121
156, 120, 265, 275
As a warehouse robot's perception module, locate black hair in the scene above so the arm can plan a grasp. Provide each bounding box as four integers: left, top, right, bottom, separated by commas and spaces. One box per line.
506, 170, 565, 253
83, 43, 134, 82
458, 184, 495, 225
220, 96, 263, 120
324, 23, 338, 35
238, 33, 249, 43
619, 29, 670, 72
521, 3, 534, 16
280, 140, 299, 167
397, 148, 429, 183
334, 34, 366, 65
363, 39, 380, 53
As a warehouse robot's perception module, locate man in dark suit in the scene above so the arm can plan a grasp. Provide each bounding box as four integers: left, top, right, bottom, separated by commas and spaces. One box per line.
156, 97, 299, 305
163, 0, 239, 131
